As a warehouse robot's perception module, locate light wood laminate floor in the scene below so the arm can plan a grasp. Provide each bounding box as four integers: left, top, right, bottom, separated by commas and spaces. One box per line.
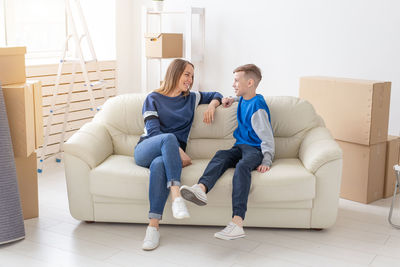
1, 162, 400, 267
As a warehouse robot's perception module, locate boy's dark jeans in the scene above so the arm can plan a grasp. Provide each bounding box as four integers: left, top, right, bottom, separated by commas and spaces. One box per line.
198, 144, 263, 220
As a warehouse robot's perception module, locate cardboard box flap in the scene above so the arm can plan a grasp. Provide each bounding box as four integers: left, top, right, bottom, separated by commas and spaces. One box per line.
0, 46, 27, 56
388, 135, 400, 143
301, 76, 383, 85
370, 82, 391, 142
2, 83, 27, 89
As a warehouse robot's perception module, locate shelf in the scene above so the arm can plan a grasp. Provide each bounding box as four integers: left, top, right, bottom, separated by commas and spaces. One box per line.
147, 11, 185, 15
147, 7, 204, 16
141, 6, 205, 93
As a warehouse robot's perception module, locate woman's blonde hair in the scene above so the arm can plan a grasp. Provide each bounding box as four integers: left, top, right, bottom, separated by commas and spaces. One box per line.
155, 59, 194, 96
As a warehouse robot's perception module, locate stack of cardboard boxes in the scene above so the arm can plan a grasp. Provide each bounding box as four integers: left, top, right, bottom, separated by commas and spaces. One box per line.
0, 47, 43, 219
300, 77, 399, 204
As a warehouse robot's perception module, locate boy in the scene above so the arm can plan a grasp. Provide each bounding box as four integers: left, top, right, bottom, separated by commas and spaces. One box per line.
180, 64, 275, 240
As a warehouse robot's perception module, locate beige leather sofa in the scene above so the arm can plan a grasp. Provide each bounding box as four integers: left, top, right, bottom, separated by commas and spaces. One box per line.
63, 94, 343, 229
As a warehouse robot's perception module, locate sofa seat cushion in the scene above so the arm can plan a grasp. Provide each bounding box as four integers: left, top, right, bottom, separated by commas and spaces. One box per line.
90, 155, 149, 200
182, 158, 315, 204
90, 155, 315, 205
248, 158, 315, 202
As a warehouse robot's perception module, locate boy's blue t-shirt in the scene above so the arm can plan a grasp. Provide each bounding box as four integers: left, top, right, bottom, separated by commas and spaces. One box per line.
234, 94, 271, 147
139, 91, 222, 150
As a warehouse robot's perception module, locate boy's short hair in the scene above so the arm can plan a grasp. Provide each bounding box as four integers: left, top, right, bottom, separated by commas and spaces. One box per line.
233, 64, 262, 88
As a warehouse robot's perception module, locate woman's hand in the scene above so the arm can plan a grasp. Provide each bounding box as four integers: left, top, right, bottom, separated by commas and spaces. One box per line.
179, 147, 192, 167
203, 105, 216, 124
203, 99, 220, 124
222, 97, 235, 108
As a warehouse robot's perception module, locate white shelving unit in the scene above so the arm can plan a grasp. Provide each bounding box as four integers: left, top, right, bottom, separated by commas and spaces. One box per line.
141, 6, 205, 93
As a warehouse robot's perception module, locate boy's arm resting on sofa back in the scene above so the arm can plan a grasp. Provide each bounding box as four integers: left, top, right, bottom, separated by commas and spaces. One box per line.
63, 122, 113, 169
299, 127, 342, 173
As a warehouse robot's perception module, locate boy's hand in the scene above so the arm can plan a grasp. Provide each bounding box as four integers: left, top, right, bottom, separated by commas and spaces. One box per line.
257, 165, 270, 173
179, 147, 192, 167
222, 97, 234, 108
203, 105, 216, 124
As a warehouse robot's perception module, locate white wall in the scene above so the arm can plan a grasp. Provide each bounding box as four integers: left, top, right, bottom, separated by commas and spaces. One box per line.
116, 0, 136, 94
116, 0, 400, 135
81, 0, 116, 60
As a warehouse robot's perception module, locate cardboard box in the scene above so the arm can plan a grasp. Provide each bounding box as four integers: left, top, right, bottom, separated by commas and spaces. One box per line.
0, 47, 27, 85
299, 77, 391, 145
15, 152, 38, 219
145, 33, 183, 58
2, 82, 35, 157
383, 136, 400, 198
27, 80, 44, 149
337, 140, 386, 204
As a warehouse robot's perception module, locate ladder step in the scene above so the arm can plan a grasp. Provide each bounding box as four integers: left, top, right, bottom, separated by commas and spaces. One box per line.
84, 80, 105, 87
79, 34, 87, 42
61, 57, 80, 63
60, 58, 97, 63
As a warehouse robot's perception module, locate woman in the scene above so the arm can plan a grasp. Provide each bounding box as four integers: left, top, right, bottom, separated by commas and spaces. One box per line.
134, 59, 223, 250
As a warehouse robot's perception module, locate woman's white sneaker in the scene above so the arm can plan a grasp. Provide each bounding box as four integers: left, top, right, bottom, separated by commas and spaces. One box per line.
180, 184, 208, 206
214, 222, 245, 240
172, 197, 190, 219
142, 226, 160, 251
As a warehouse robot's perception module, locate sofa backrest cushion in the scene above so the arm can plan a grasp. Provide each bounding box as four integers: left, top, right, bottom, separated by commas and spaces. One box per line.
267, 96, 322, 158
189, 96, 323, 159
93, 94, 146, 156
186, 103, 237, 159
93, 93, 322, 159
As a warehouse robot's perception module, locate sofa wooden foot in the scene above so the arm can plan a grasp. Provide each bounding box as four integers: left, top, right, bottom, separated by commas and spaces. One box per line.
84, 221, 95, 224
311, 228, 323, 231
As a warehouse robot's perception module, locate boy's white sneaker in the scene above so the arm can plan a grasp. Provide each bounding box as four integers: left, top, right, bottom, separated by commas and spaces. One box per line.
172, 197, 190, 219
180, 184, 208, 206
214, 222, 245, 240
142, 226, 160, 251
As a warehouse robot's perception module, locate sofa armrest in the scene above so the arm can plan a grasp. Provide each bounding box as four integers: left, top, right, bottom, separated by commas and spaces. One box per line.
64, 122, 113, 169
299, 127, 342, 173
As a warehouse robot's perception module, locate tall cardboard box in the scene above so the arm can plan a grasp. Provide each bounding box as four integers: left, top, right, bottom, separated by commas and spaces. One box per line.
299, 77, 391, 145
2, 82, 35, 157
26, 80, 44, 149
145, 33, 183, 58
337, 140, 386, 204
384, 136, 400, 198
0, 47, 27, 85
15, 152, 39, 219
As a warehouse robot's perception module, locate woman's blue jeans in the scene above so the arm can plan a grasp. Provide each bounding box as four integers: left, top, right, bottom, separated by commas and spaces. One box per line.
134, 133, 182, 220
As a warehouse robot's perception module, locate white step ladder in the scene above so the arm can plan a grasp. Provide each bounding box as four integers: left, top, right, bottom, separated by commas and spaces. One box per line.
38, 0, 108, 173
